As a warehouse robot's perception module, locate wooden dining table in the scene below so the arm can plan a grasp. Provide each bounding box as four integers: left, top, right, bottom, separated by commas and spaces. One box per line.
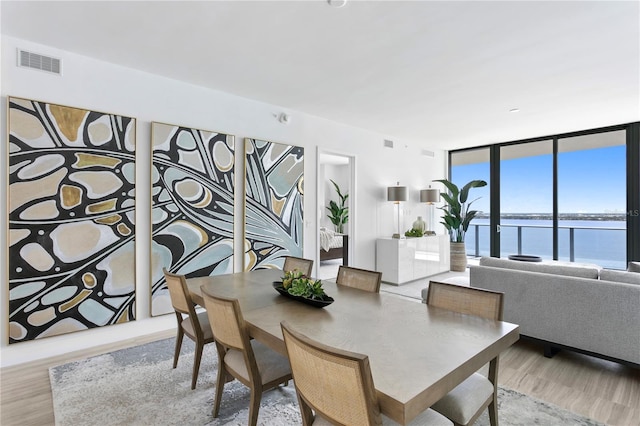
187, 269, 519, 425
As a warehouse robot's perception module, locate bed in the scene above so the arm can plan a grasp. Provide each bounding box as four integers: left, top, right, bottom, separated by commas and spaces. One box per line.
319, 227, 349, 265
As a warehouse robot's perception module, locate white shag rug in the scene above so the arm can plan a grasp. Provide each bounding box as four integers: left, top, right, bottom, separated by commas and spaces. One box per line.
49, 338, 603, 426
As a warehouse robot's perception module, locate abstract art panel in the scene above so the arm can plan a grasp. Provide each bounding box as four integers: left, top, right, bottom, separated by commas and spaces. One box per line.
8, 97, 136, 343
151, 122, 235, 316
244, 138, 303, 271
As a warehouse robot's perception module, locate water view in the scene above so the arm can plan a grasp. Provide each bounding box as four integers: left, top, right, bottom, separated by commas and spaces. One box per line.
466, 214, 627, 270
450, 131, 631, 270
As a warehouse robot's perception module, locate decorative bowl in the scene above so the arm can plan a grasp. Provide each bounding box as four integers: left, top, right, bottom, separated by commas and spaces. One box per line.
272, 282, 334, 308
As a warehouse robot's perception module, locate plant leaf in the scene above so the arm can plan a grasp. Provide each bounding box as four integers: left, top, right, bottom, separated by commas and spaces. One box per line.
459, 180, 487, 203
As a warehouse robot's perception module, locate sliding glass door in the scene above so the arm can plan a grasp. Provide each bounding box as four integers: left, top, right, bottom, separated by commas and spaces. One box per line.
558, 131, 626, 269
448, 123, 638, 268
500, 141, 553, 259
450, 148, 490, 257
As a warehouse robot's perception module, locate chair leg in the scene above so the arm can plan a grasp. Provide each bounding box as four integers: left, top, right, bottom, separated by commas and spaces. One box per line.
213, 360, 226, 418
488, 356, 499, 426
173, 326, 184, 369
248, 387, 263, 426
296, 393, 314, 426
191, 340, 204, 390
488, 400, 498, 426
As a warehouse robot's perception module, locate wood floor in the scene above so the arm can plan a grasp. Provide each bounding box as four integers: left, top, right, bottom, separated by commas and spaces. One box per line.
500, 340, 639, 425
1, 333, 638, 426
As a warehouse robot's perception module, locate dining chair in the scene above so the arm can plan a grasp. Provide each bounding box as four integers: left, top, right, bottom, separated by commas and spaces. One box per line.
426, 280, 505, 426
283, 256, 314, 277
336, 265, 382, 293
202, 292, 292, 426
280, 321, 452, 426
163, 268, 215, 390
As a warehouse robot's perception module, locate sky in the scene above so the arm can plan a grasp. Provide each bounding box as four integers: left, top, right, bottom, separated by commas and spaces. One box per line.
451, 145, 626, 214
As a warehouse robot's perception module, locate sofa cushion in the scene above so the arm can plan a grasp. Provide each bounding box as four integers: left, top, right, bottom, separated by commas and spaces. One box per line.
478, 257, 600, 279
628, 261, 640, 273
600, 269, 640, 285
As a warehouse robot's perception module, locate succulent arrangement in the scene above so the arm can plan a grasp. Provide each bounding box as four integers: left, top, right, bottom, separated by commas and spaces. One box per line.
281, 270, 328, 300
404, 228, 425, 237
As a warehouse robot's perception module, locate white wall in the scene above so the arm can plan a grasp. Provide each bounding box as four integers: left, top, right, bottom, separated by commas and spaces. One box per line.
0, 36, 446, 367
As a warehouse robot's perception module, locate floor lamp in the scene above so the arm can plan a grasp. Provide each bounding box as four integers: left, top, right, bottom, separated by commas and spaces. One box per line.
387, 182, 407, 239
420, 186, 439, 234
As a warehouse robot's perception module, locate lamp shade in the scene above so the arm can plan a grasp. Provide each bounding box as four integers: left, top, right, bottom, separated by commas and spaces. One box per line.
387, 185, 407, 202
420, 188, 439, 203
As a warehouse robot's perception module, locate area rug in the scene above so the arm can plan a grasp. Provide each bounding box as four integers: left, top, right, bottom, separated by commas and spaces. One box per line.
50, 338, 603, 426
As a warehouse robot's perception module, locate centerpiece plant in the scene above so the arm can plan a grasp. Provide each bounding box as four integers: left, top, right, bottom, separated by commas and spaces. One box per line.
281, 270, 328, 300
404, 228, 425, 238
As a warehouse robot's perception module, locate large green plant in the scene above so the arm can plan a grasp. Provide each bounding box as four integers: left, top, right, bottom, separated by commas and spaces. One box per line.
326, 179, 348, 233
435, 179, 487, 243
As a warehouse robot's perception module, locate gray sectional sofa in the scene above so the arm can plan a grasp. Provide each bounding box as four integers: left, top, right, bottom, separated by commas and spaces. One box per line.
469, 257, 640, 366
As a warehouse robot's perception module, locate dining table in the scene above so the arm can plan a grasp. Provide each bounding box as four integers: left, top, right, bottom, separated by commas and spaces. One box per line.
187, 268, 520, 425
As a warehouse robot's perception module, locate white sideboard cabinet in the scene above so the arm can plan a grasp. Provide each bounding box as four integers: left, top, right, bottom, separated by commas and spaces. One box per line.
376, 235, 450, 285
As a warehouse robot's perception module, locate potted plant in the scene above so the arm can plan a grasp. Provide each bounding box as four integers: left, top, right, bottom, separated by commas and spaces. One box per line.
434, 178, 487, 271
326, 179, 348, 233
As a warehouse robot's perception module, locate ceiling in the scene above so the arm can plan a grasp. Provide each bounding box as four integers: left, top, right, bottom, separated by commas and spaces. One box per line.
2, 1, 639, 151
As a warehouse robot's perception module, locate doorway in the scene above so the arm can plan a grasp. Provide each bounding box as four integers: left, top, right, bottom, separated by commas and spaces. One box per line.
316, 149, 355, 280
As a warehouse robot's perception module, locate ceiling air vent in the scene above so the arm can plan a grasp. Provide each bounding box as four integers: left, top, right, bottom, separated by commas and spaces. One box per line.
383, 139, 394, 148
17, 49, 62, 75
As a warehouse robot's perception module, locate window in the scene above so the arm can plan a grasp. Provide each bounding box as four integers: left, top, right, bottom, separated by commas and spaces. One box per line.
451, 148, 490, 257
448, 123, 639, 268
558, 131, 626, 269
500, 141, 553, 259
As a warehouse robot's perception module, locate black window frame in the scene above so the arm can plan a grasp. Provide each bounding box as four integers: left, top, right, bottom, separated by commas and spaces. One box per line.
448, 122, 640, 265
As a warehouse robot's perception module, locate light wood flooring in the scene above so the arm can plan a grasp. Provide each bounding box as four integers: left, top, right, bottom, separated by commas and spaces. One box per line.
1, 331, 638, 426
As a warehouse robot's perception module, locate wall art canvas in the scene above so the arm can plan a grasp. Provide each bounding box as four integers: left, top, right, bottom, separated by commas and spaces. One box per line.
244, 138, 304, 271
151, 122, 235, 316
8, 97, 136, 344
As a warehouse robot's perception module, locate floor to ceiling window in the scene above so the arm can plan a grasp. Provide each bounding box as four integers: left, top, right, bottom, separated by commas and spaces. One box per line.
558, 131, 627, 269
450, 148, 490, 257
448, 123, 639, 268
500, 141, 554, 259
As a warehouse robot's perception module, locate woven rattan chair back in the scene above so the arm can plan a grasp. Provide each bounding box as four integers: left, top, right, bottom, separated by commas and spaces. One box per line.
426, 281, 504, 321
203, 293, 247, 350
336, 266, 382, 293
427, 281, 505, 426
281, 321, 381, 426
283, 256, 314, 277
163, 268, 198, 318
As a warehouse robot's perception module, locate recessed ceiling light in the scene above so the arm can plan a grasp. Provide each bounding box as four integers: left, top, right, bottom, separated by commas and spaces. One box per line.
509, 108, 520, 113
327, 0, 348, 8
